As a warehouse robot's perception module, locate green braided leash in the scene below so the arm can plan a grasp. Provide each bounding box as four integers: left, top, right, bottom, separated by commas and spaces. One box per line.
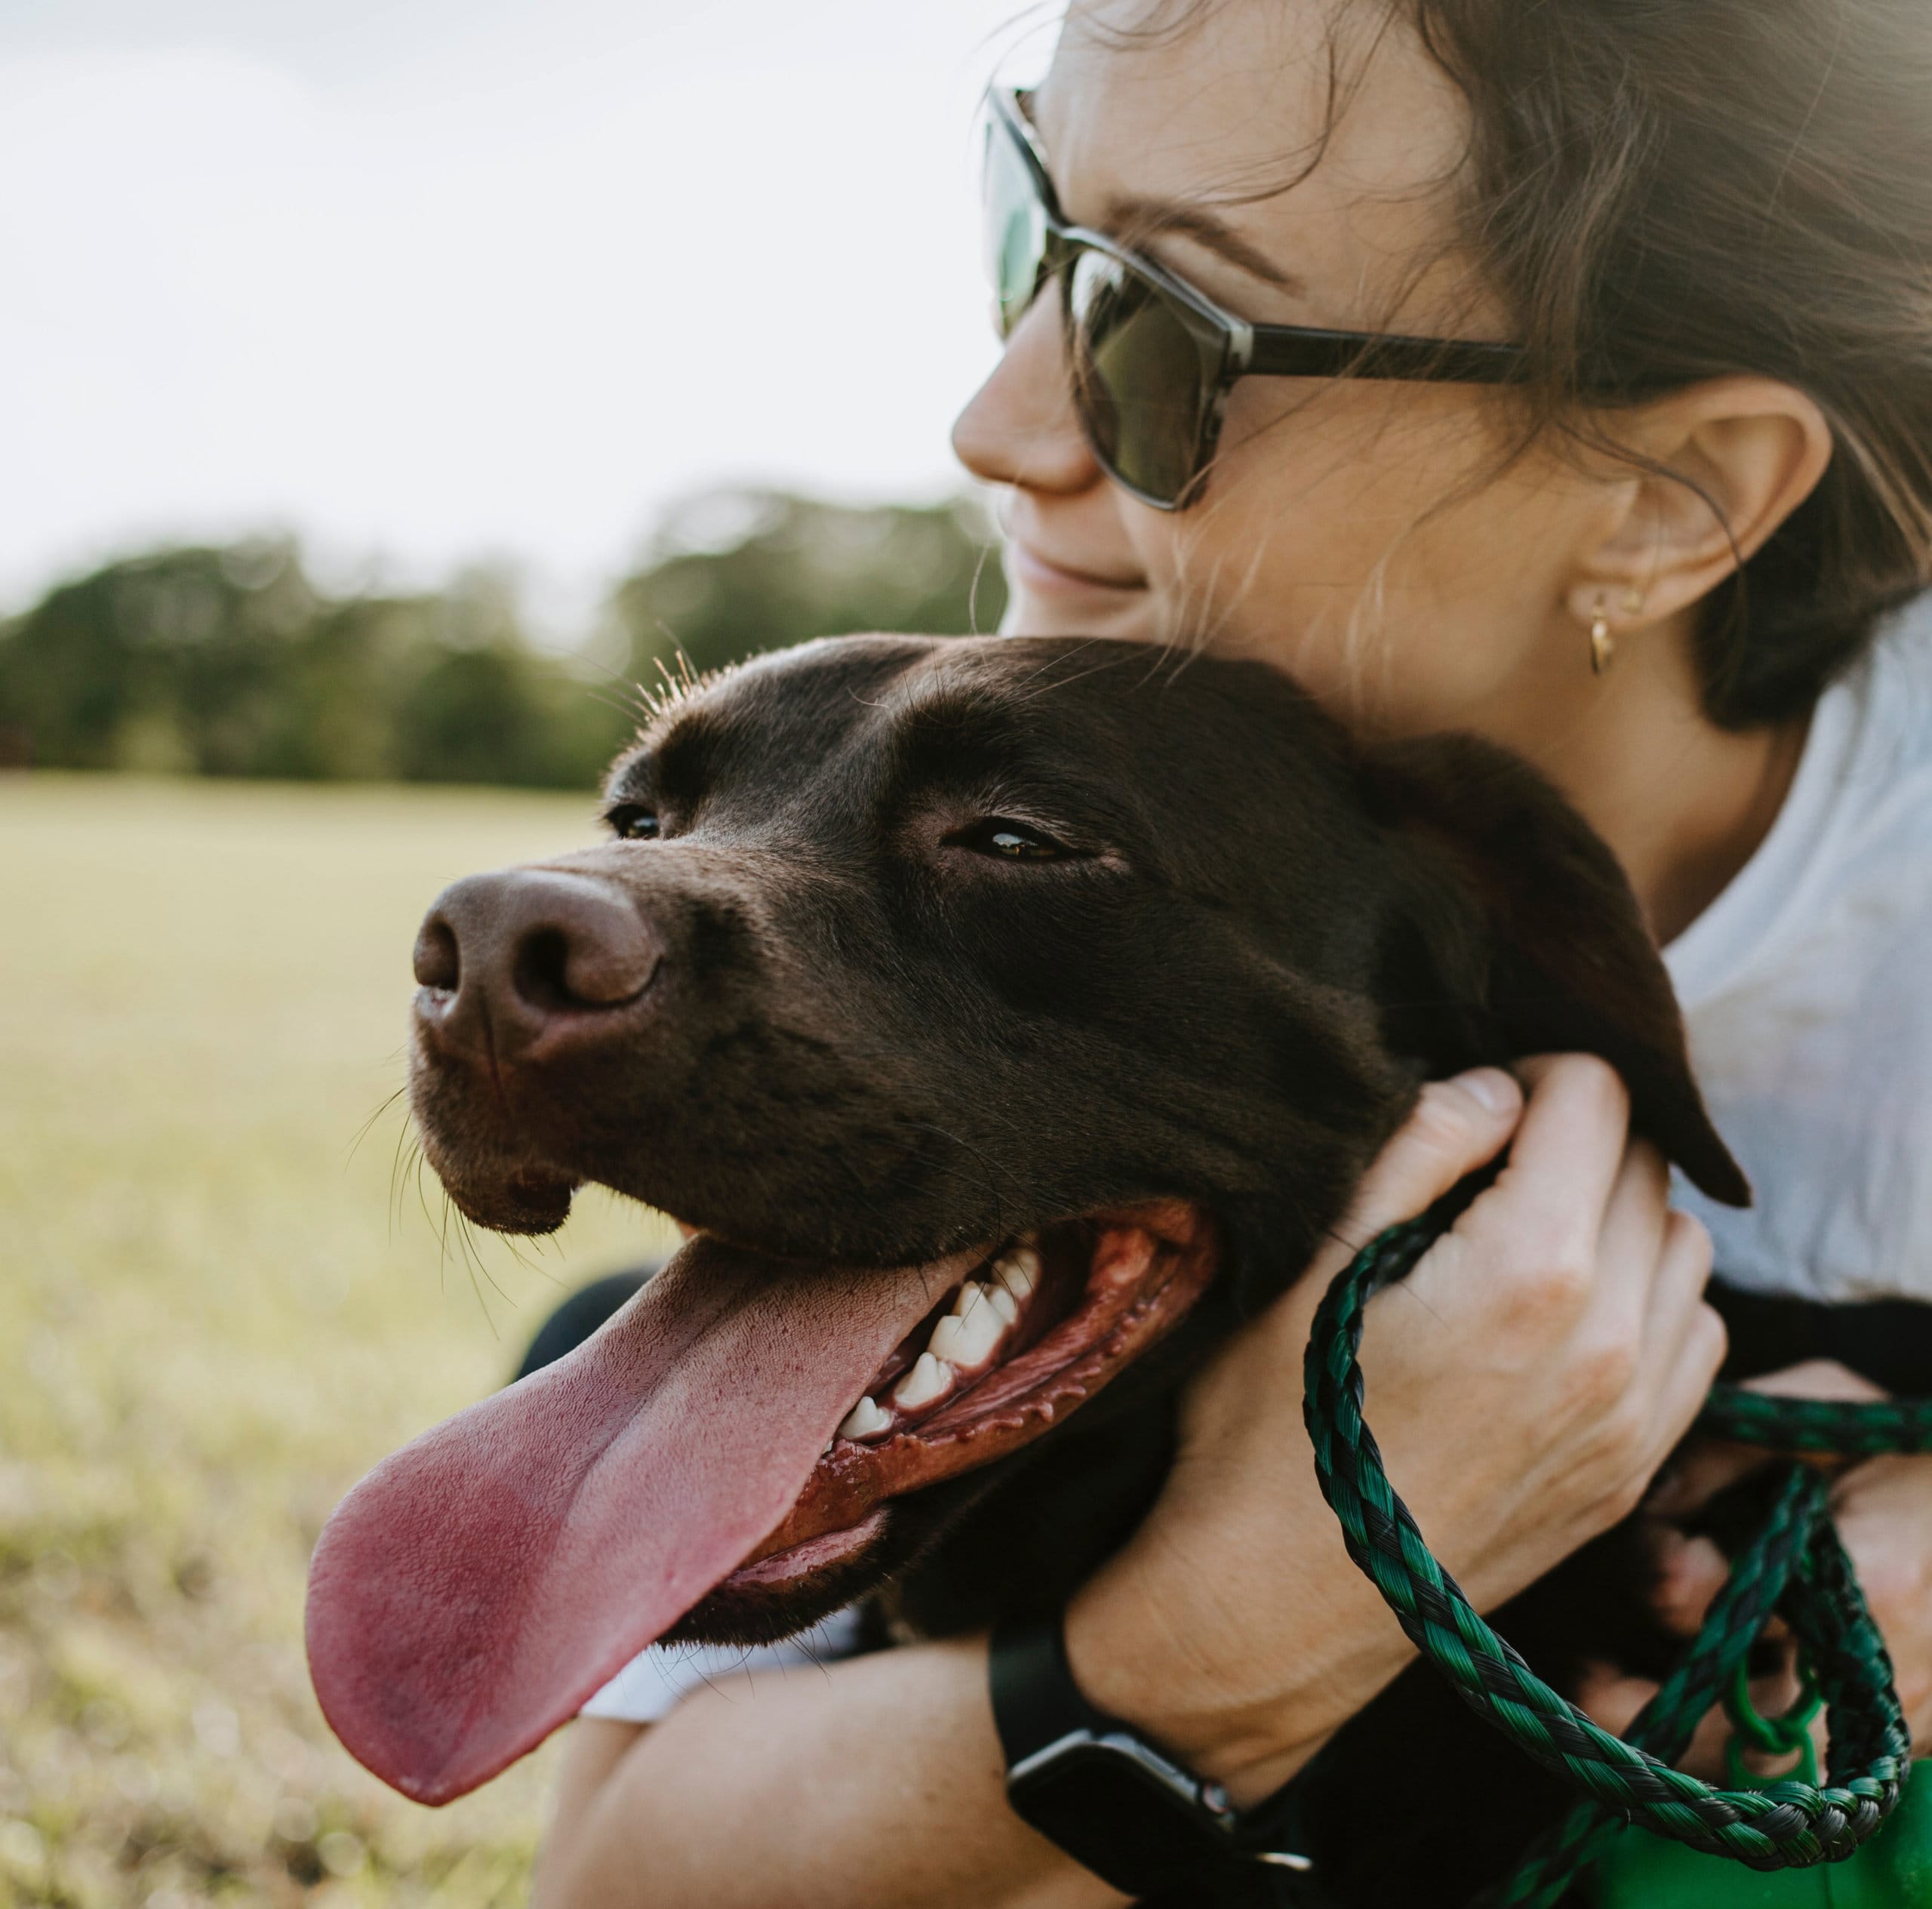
1303, 1190, 1924, 1908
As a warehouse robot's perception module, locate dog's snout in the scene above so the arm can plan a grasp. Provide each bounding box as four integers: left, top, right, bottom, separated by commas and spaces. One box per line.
414, 869, 661, 1055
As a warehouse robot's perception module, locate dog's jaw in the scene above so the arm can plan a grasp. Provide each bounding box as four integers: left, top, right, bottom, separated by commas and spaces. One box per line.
669, 1202, 1218, 1642
305, 1212, 1223, 1803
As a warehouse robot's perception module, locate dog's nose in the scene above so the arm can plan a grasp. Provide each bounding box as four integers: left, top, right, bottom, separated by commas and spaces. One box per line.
414, 869, 661, 1056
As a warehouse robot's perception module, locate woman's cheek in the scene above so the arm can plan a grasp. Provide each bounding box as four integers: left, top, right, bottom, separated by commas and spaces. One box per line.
1146, 403, 1577, 722
1141, 392, 1453, 639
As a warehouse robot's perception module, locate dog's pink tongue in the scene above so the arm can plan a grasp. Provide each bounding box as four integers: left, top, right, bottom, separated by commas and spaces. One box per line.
306, 1236, 970, 1804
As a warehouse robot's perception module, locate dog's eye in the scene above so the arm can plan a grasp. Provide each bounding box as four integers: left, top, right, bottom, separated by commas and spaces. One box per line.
947, 817, 1071, 861
605, 804, 662, 842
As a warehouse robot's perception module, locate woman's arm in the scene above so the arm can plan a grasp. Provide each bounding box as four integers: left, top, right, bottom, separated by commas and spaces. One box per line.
538, 1641, 1124, 1909
537, 1059, 1727, 1905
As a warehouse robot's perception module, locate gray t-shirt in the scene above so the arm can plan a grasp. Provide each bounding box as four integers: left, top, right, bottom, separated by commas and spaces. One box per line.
1666, 599, 1932, 1301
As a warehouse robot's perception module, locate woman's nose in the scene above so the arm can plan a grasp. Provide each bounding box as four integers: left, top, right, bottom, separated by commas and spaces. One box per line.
951, 293, 1106, 497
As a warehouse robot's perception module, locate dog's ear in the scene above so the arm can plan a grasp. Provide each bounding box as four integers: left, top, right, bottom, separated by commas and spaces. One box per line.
1363, 732, 1749, 1207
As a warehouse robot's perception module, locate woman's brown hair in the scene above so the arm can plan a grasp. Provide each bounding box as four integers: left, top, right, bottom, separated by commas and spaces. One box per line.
1138, 0, 1932, 727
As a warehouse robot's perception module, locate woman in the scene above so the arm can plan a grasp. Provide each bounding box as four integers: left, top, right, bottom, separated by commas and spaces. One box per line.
537, 1, 1932, 1901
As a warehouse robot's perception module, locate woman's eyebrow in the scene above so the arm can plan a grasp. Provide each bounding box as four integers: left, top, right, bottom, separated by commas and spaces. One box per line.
1101, 193, 1306, 297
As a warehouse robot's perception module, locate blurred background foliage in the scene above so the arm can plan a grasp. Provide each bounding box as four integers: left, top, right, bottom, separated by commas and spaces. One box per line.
0, 488, 1008, 1905
0, 491, 1007, 787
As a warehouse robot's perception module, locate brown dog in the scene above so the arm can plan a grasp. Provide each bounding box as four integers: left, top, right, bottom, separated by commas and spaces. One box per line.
306, 634, 1746, 1900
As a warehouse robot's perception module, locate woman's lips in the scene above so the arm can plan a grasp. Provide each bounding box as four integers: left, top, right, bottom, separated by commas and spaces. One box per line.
1008, 540, 1147, 600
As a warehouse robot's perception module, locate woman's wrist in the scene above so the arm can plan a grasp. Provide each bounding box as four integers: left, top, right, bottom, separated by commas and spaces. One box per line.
1058, 1547, 1416, 1809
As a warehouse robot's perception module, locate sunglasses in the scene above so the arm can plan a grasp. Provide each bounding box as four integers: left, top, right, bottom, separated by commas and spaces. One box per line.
982, 86, 1525, 510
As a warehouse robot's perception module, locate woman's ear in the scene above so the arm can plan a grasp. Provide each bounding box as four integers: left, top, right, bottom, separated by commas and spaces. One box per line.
1564, 377, 1835, 631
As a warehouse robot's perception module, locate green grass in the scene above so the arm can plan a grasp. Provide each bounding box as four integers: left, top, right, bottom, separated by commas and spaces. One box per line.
0, 774, 681, 1908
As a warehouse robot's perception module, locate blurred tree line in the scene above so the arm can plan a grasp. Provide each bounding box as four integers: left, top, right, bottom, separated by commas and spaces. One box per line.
0, 491, 1006, 786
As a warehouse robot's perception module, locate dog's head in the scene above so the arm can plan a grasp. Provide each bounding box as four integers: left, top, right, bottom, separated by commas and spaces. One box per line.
306, 634, 1746, 1802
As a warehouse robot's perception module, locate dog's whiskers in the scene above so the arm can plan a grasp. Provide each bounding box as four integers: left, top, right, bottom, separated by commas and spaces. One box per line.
347, 1081, 411, 1170
434, 1190, 510, 1338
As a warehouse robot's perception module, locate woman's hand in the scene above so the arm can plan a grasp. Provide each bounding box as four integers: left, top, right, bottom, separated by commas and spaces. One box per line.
1577, 1360, 1932, 1772
1066, 1054, 1727, 1805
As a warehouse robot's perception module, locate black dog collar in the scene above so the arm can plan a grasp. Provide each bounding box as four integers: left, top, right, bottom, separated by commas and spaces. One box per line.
989, 1614, 1318, 1903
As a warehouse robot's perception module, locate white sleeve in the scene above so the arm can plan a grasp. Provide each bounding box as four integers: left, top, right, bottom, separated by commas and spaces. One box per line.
579, 1606, 867, 1725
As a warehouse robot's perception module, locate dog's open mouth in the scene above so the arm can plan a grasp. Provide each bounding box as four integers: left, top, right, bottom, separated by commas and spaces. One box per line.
720, 1202, 1213, 1596
305, 1197, 1216, 1804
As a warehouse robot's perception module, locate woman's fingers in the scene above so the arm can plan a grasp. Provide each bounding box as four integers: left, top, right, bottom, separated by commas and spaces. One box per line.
1635, 1455, 1932, 1763
1573, 1664, 1657, 1738
1645, 1526, 1734, 1637
1185, 1067, 1522, 1443
1531, 1141, 1680, 1470
1577, 1650, 1818, 1784
1646, 1440, 1764, 1521
1589, 1141, 1675, 1342
1310, 1067, 1523, 1281
1744, 1359, 1889, 1405
1647, 1305, 1730, 1458
1646, 1362, 1884, 1522
1624, 1362, 1927, 1778
1574, 1655, 1809, 1781
1481, 1054, 1635, 1270
1414, 1057, 1651, 1355
1633, 1213, 1724, 1454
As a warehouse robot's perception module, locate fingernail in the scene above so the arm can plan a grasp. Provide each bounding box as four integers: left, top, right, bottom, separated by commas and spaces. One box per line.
1456, 1068, 1518, 1116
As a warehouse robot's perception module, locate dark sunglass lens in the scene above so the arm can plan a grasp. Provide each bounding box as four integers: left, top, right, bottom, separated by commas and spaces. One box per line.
982, 121, 1048, 338
1066, 250, 1214, 504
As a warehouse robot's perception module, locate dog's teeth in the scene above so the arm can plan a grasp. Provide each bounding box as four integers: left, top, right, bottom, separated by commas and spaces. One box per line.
891, 1352, 951, 1410
992, 1246, 1041, 1301
931, 1302, 1003, 1369
958, 1276, 1020, 1332
837, 1395, 892, 1441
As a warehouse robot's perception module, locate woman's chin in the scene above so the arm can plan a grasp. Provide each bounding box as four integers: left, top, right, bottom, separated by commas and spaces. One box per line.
998, 581, 1161, 644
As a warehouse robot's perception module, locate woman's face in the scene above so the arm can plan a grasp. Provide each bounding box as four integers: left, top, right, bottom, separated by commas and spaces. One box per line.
953, 0, 1623, 741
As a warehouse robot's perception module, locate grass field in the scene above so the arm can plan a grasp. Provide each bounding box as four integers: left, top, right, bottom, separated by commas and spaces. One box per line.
0, 774, 682, 1908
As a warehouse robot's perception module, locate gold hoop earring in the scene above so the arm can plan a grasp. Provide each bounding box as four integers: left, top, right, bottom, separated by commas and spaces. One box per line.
1589, 599, 1615, 676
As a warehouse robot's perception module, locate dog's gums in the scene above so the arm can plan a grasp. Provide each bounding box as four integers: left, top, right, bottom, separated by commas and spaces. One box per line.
719, 1205, 1216, 1593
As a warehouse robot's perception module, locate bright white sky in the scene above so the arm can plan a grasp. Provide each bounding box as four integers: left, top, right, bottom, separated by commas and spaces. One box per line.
0, 0, 1060, 623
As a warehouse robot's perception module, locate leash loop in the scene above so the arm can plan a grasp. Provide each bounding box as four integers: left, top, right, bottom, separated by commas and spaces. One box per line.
1302, 1189, 1923, 1908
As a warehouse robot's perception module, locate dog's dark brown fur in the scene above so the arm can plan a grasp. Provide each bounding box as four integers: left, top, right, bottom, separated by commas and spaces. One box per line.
410, 634, 1748, 1906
